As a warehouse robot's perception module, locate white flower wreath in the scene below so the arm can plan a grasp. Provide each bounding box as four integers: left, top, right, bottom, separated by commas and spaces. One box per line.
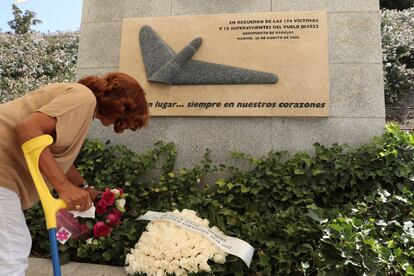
125, 209, 227, 276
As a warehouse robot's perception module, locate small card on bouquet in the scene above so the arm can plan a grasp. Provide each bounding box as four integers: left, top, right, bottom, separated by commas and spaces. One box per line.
56, 226, 72, 245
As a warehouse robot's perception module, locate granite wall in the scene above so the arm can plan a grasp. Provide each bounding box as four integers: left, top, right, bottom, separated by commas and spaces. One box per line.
77, 0, 385, 167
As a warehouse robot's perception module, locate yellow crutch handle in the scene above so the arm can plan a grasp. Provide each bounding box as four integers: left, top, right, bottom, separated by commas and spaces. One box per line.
21, 134, 67, 229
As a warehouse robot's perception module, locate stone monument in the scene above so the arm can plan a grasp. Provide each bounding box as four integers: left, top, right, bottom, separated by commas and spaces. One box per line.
77, 0, 385, 167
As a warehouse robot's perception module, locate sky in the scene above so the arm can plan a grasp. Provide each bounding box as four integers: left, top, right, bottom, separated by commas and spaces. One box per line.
0, 0, 83, 33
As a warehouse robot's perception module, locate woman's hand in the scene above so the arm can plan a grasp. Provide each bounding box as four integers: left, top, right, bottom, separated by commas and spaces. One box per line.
57, 180, 92, 211
85, 186, 102, 202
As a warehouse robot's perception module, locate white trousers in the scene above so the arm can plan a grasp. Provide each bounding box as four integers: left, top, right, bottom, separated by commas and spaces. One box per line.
0, 187, 32, 276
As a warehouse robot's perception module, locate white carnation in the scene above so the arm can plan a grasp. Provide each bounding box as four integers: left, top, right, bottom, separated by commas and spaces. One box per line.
213, 253, 227, 264
115, 198, 126, 208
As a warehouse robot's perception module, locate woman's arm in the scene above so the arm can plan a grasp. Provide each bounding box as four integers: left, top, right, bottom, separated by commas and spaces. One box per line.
66, 164, 101, 201
15, 111, 92, 211
66, 164, 84, 187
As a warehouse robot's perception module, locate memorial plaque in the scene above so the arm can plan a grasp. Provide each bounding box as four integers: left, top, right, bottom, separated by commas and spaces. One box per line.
119, 11, 330, 116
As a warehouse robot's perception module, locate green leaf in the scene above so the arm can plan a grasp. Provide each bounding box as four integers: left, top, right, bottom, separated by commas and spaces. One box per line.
85, 221, 94, 230
329, 223, 342, 232
259, 254, 270, 266
306, 209, 324, 222
403, 262, 414, 275
102, 251, 112, 261
226, 183, 235, 190
216, 179, 226, 188
312, 167, 325, 176
240, 186, 250, 193
294, 168, 305, 175
363, 238, 376, 247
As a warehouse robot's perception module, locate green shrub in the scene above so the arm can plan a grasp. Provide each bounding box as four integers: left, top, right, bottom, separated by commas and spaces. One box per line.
382, 8, 414, 105
316, 187, 414, 275
25, 124, 414, 275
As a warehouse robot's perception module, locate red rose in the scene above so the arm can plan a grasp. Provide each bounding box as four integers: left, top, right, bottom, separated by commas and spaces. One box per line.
106, 212, 121, 226
101, 189, 115, 207
93, 221, 112, 237
111, 207, 123, 217
95, 200, 107, 215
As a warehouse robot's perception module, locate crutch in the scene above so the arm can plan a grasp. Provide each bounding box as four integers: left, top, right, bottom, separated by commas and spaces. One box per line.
21, 134, 67, 276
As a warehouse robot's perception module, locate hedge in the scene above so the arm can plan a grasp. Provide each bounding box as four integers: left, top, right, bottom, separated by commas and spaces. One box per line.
25, 123, 414, 275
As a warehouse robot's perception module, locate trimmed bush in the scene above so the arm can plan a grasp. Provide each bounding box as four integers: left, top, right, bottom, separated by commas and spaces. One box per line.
382, 8, 414, 104
0, 32, 78, 103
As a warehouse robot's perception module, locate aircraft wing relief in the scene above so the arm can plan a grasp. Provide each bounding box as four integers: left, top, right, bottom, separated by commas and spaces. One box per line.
139, 25, 278, 85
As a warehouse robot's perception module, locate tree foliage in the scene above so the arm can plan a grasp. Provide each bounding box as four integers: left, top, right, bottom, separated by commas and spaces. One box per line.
7, 4, 42, 35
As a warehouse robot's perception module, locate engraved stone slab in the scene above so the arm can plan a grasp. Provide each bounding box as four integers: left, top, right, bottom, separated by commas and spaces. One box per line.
120, 11, 330, 116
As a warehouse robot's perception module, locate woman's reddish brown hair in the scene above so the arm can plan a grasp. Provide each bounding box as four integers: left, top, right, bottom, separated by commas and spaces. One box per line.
78, 72, 149, 133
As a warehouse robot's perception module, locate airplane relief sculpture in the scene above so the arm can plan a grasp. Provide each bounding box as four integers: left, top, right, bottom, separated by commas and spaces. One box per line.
139, 25, 278, 85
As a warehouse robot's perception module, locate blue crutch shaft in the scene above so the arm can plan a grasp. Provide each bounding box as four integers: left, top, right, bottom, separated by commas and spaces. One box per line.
48, 228, 61, 276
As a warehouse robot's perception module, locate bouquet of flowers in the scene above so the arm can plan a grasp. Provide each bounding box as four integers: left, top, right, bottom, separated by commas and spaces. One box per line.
92, 187, 127, 238
56, 187, 128, 244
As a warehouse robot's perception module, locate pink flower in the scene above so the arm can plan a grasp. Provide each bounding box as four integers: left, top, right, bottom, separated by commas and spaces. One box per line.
101, 188, 115, 207
93, 221, 112, 238
106, 212, 121, 226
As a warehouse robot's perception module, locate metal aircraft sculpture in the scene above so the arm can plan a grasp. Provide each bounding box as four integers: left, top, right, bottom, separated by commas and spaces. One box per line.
139, 25, 278, 85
